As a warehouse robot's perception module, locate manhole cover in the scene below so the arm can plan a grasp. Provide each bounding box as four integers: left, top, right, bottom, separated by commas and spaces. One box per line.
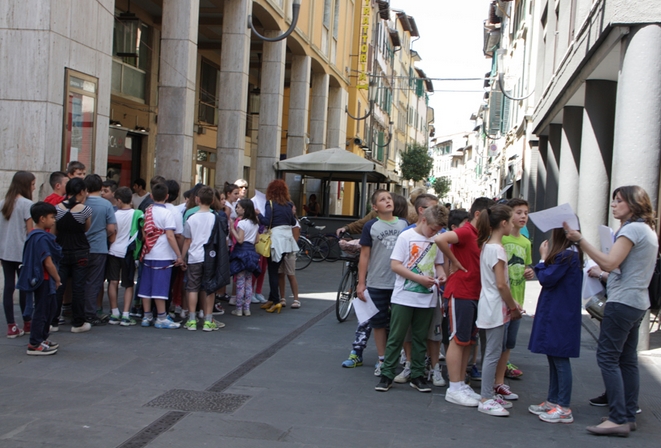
145, 389, 251, 413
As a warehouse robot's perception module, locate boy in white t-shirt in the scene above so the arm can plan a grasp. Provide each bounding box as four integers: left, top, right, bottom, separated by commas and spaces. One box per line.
138, 183, 184, 329
375, 205, 447, 392
181, 187, 219, 331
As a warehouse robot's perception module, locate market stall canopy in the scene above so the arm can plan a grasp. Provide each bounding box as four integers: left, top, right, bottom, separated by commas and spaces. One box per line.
274, 147, 399, 183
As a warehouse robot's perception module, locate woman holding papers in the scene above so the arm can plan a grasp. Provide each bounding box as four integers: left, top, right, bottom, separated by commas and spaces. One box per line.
564, 185, 658, 437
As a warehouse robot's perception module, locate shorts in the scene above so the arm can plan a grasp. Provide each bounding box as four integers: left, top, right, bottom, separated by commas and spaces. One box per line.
505, 317, 519, 350
447, 296, 478, 346
367, 287, 393, 329
106, 255, 136, 288
405, 301, 443, 342
278, 252, 296, 276
185, 262, 204, 292
138, 260, 173, 300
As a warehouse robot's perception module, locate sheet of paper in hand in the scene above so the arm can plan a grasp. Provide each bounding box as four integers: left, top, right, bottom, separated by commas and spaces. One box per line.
528, 203, 580, 232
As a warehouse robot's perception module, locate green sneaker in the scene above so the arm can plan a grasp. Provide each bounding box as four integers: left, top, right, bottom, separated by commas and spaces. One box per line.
108, 315, 121, 325
341, 350, 363, 368
119, 316, 136, 327
203, 320, 219, 332
184, 320, 197, 331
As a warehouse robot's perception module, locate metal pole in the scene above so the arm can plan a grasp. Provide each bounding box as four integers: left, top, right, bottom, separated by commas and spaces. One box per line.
360, 173, 367, 216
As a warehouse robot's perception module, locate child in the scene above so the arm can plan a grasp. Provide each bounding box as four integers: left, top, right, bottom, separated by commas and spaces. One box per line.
66, 161, 86, 179
475, 204, 522, 417
375, 205, 447, 392
228, 199, 261, 316
101, 180, 118, 209
357, 189, 408, 375
435, 197, 494, 407
17, 202, 62, 355
107, 187, 143, 326
181, 186, 218, 330
527, 228, 583, 423
138, 183, 184, 329
44, 171, 68, 205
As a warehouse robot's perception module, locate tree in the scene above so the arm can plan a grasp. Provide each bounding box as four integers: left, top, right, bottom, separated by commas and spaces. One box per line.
432, 177, 451, 198
400, 144, 433, 182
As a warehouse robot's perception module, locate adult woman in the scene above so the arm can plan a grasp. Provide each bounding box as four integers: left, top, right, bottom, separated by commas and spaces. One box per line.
564, 185, 658, 437
0, 171, 35, 337
257, 179, 298, 313
303, 194, 320, 217
235, 178, 249, 200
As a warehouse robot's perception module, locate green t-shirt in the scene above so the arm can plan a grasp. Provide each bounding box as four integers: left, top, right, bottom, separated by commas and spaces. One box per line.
502, 233, 532, 305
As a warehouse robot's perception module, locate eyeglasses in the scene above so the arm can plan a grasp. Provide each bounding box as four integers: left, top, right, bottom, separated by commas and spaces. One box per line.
239, 185, 248, 189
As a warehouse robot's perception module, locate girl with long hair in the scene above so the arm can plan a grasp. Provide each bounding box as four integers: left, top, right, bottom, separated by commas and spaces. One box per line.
0, 171, 36, 337
527, 228, 584, 424
229, 199, 261, 316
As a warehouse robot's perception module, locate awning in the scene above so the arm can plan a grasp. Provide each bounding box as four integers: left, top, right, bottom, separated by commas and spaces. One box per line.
498, 183, 512, 198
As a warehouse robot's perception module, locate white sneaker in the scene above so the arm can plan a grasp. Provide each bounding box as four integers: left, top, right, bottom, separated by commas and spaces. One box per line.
244, 309, 251, 316
250, 296, 260, 304
229, 296, 237, 306
432, 364, 446, 387
478, 398, 510, 416
71, 322, 92, 333
494, 394, 513, 409
445, 387, 479, 407
462, 384, 482, 401
231, 309, 243, 317
394, 362, 411, 383
399, 349, 407, 365
374, 361, 383, 377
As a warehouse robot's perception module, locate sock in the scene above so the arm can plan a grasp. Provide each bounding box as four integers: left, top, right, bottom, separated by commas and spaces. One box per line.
144, 312, 153, 320
122, 312, 129, 319
157, 312, 167, 321
378, 356, 384, 363
181, 310, 188, 319
205, 314, 212, 322
112, 308, 120, 317
449, 381, 463, 392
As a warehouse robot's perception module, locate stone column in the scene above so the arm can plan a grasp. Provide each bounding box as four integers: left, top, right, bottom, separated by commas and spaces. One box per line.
557, 106, 583, 210
308, 73, 330, 153
216, 0, 252, 187
326, 87, 348, 148
154, 0, 200, 193
287, 55, 311, 209
532, 136, 548, 262
545, 124, 561, 209
255, 31, 286, 192
576, 80, 617, 246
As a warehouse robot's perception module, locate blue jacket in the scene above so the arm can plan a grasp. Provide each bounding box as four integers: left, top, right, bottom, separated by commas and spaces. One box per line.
230, 242, 262, 276
529, 249, 583, 358
17, 229, 63, 295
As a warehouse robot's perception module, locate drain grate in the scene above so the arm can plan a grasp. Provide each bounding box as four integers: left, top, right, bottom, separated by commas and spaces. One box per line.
117, 411, 187, 448
145, 389, 251, 413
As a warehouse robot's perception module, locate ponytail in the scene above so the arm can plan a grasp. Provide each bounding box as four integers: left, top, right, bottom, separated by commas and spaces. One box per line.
476, 205, 513, 248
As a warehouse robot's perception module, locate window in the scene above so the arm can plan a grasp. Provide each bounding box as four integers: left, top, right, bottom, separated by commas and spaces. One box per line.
323, 0, 331, 28
331, 0, 339, 63
63, 69, 98, 172
199, 59, 220, 124
196, 147, 217, 186
111, 18, 151, 101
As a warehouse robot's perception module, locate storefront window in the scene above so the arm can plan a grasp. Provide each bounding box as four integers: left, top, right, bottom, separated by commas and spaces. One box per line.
196, 147, 217, 187
63, 69, 98, 172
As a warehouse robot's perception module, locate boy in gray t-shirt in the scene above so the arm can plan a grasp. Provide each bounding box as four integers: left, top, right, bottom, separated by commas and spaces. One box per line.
357, 190, 407, 375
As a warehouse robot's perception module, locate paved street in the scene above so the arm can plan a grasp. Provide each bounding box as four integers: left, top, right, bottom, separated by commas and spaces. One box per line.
1, 261, 660, 447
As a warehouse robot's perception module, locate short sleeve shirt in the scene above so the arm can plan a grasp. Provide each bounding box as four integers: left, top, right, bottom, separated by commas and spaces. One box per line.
85, 196, 117, 254
607, 222, 659, 310
183, 210, 216, 264
165, 203, 184, 235
390, 228, 444, 308
238, 219, 259, 244
109, 209, 135, 258
0, 197, 33, 262
359, 217, 407, 289
144, 204, 176, 261
443, 222, 481, 300
502, 234, 532, 305
476, 243, 510, 329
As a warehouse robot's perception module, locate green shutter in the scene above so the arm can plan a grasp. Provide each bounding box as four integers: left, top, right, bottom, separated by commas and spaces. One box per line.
377, 131, 384, 161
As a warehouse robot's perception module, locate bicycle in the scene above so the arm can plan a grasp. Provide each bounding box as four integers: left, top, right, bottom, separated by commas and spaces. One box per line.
298, 216, 331, 262
295, 235, 313, 270
336, 237, 361, 322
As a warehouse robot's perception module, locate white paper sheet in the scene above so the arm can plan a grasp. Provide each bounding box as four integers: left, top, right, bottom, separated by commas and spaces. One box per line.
582, 259, 605, 300
598, 225, 621, 274
251, 190, 266, 215
353, 289, 379, 325
528, 203, 580, 232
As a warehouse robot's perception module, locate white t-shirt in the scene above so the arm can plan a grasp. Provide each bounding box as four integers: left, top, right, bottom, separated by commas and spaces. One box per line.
237, 219, 259, 244
183, 210, 216, 264
109, 209, 135, 258
165, 203, 184, 235
145, 204, 177, 261
132, 192, 149, 209
390, 228, 444, 308
476, 243, 510, 329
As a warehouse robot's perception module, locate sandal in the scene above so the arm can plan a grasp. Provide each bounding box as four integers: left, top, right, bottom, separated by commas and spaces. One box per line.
291, 300, 301, 309
279, 299, 287, 307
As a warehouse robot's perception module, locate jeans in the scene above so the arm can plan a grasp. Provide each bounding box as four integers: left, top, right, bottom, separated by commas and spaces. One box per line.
2, 260, 28, 325
29, 280, 57, 346
55, 250, 89, 328
547, 356, 572, 407
596, 302, 646, 424
84, 253, 107, 319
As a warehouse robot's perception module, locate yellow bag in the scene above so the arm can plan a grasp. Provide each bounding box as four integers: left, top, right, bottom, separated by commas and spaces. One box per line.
255, 200, 273, 257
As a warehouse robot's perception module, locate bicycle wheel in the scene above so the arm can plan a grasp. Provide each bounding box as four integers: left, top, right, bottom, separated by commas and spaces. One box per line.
310, 235, 330, 262
336, 266, 356, 322
295, 238, 313, 270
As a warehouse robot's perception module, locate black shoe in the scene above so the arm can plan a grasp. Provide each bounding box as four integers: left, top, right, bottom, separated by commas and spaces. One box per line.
410, 376, 432, 393
375, 375, 393, 392
589, 392, 608, 407
86, 318, 107, 327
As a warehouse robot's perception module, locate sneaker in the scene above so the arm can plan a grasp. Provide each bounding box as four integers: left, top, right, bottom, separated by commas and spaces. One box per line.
341, 351, 363, 368
174, 305, 183, 315
229, 296, 237, 306
375, 375, 393, 392
231, 309, 243, 317
251, 295, 261, 304
7, 324, 24, 339
539, 405, 573, 424
26, 342, 58, 356
203, 320, 219, 332
212, 319, 226, 329
243, 309, 251, 316
478, 398, 510, 416
58, 316, 66, 326
108, 315, 121, 325
410, 376, 432, 393
184, 320, 197, 331
141, 317, 153, 327
445, 388, 480, 407
394, 362, 411, 383
254, 293, 267, 303
23, 321, 31, 334
470, 364, 482, 381
154, 316, 181, 329
462, 384, 483, 401
399, 349, 407, 366
71, 322, 92, 333
44, 340, 59, 350
494, 395, 513, 409
529, 401, 557, 415
494, 383, 519, 400
589, 392, 608, 407
49, 325, 59, 333
180, 310, 189, 320
86, 318, 107, 327
213, 302, 225, 315
431, 364, 446, 387
120, 317, 136, 327
374, 360, 383, 377
505, 361, 523, 379
424, 356, 432, 377
129, 306, 142, 318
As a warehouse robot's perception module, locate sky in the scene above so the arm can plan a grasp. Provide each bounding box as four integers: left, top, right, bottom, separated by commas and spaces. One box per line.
390, 0, 492, 138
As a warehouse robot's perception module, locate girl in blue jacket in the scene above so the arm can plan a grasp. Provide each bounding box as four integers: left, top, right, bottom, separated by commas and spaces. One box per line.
528, 227, 583, 424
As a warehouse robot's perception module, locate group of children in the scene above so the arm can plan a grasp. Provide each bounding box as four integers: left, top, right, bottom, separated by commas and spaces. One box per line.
346, 189, 583, 423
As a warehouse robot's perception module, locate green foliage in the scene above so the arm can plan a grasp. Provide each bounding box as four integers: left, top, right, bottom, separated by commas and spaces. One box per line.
432, 177, 451, 198
400, 144, 433, 182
